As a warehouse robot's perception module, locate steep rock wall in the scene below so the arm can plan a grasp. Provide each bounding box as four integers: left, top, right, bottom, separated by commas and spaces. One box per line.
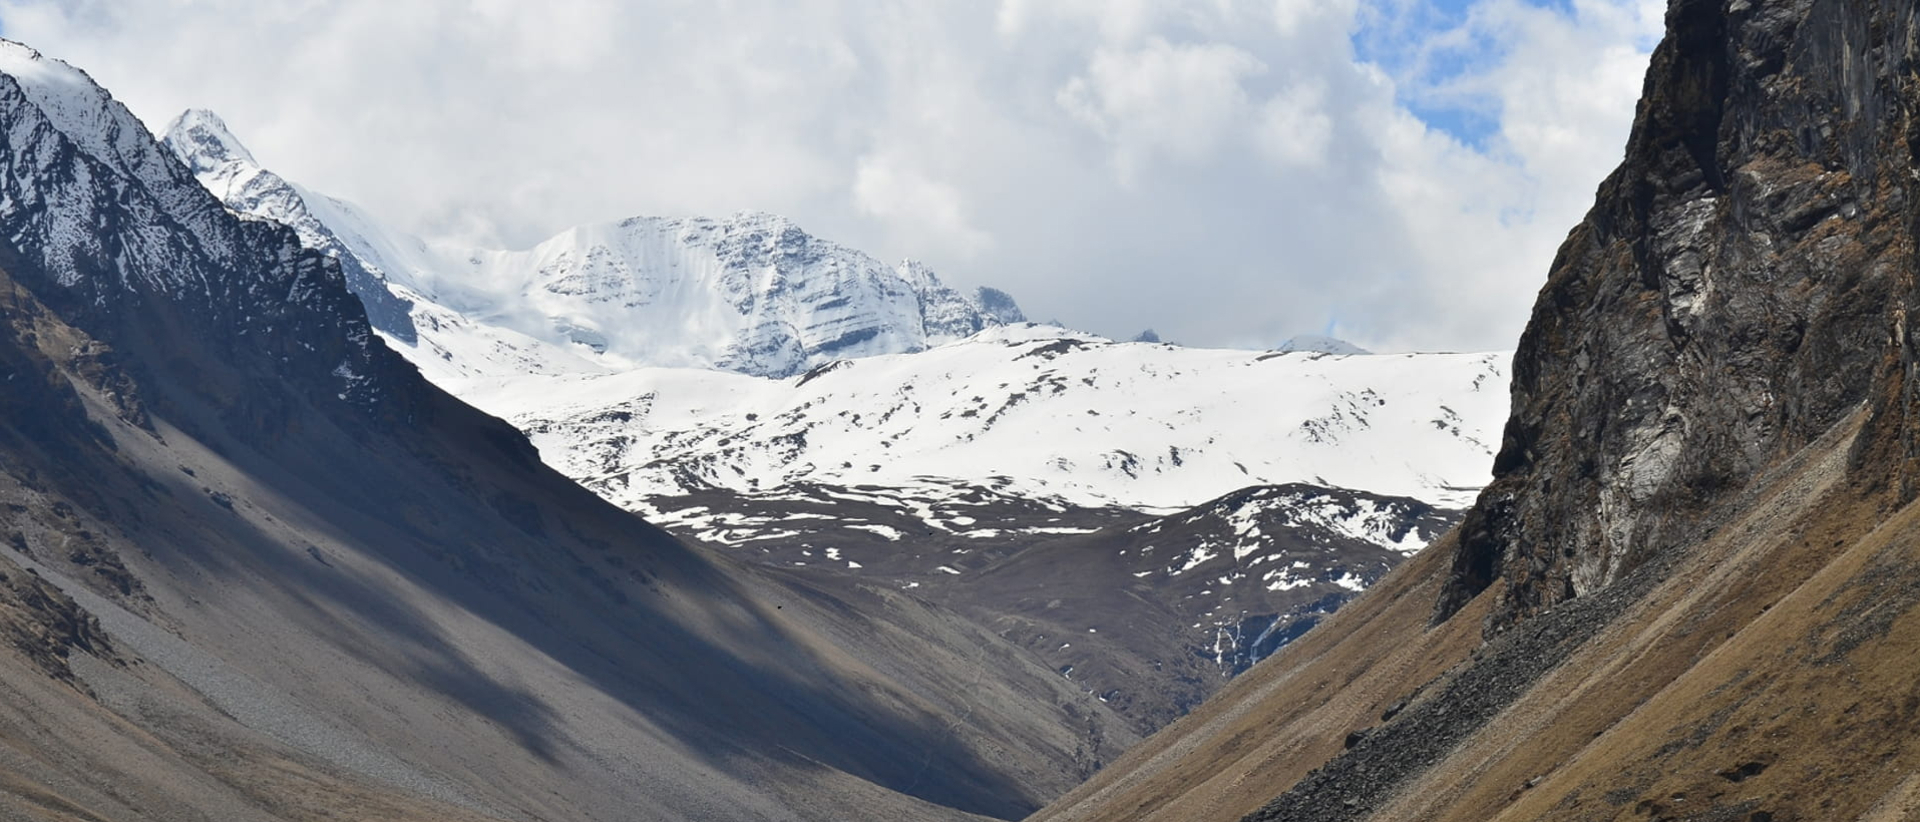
1442, 0, 1920, 628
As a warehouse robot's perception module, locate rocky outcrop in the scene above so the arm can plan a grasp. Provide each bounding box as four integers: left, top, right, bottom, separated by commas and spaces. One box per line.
163, 109, 419, 343
1440, 0, 1920, 629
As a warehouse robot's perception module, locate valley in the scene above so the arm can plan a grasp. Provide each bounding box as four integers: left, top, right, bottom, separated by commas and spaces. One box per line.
0, 37, 1512, 822
3, 0, 1909, 818
166, 111, 1514, 734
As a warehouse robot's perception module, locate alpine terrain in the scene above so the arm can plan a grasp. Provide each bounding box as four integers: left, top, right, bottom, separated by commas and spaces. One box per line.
1033, 0, 1920, 820
0, 40, 1146, 822
165, 110, 1517, 731
164, 108, 1027, 382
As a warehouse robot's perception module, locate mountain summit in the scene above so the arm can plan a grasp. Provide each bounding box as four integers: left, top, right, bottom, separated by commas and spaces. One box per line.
1277, 334, 1370, 355
162, 108, 256, 170
162, 113, 1027, 379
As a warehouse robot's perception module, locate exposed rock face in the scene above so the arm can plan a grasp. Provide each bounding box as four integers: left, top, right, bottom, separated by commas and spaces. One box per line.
162, 109, 419, 343
1440, 0, 1919, 628
945, 483, 1461, 733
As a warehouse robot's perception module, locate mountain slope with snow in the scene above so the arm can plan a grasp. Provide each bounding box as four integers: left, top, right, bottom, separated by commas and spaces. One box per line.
946, 483, 1460, 729
160, 107, 1508, 528
163, 110, 1026, 380
452, 325, 1509, 527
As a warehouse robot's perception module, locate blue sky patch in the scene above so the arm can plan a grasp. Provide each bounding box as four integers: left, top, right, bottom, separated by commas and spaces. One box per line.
1350, 0, 1575, 149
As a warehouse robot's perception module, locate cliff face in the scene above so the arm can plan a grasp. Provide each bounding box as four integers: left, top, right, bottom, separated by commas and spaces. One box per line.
1442, 0, 1920, 627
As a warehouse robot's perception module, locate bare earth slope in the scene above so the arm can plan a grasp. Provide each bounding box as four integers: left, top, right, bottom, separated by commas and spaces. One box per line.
1033, 0, 1920, 820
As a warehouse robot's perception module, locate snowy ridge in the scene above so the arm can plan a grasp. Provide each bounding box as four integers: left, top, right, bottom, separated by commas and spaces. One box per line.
0, 44, 385, 404
163, 111, 1027, 380
0, 44, 239, 294
451, 325, 1510, 533
164, 113, 609, 382
442, 212, 1025, 377
162, 109, 428, 344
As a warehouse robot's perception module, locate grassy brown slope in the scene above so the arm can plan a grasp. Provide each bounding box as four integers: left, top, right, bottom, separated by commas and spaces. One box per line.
1027, 532, 1492, 822
1395, 415, 1920, 822
1032, 407, 1920, 822
1361, 408, 1886, 820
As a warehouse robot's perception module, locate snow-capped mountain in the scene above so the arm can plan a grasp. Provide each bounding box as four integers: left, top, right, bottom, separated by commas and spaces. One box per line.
0, 46, 389, 409
0, 42, 1132, 822
163, 110, 1025, 380
1277, 334, 1372, 355
160, 99, 1512, 733
160, 110, 1508, 529
451, 324, 1509, 532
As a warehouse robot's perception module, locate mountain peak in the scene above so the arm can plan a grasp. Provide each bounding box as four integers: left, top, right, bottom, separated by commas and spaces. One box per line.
162, 108, 257, 171
0, 40, 104, 120
1277, 334, 1370, 355
0, 39, 177, 194
160, 109, 1034, 379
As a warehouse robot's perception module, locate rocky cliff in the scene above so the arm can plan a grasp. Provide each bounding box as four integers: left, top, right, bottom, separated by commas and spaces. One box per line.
1440, 0, 1918, 628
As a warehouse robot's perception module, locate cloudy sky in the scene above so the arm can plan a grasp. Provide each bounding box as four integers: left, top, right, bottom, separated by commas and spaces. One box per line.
0, 0, 1663, 351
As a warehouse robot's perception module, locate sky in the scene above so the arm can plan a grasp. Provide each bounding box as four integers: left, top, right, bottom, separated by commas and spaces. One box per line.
0, 0, 1664, 352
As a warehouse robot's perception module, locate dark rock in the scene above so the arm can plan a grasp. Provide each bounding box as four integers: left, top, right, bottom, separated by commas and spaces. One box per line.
1437, 0, 1920, 631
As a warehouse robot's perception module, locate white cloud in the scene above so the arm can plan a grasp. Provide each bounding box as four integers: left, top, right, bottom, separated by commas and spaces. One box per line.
1058, 38, 1267, 179
853, 152, 994, 258
1255, 81, 1334, 168
0, 0, 1661, 352
1273, 0, 1358, 38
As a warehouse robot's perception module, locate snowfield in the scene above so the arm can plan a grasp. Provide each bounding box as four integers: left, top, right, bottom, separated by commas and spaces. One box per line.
449, 324, 1510, 525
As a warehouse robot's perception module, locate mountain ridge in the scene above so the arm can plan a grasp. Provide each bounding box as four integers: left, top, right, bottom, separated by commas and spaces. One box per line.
163, 108, 1028, 379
